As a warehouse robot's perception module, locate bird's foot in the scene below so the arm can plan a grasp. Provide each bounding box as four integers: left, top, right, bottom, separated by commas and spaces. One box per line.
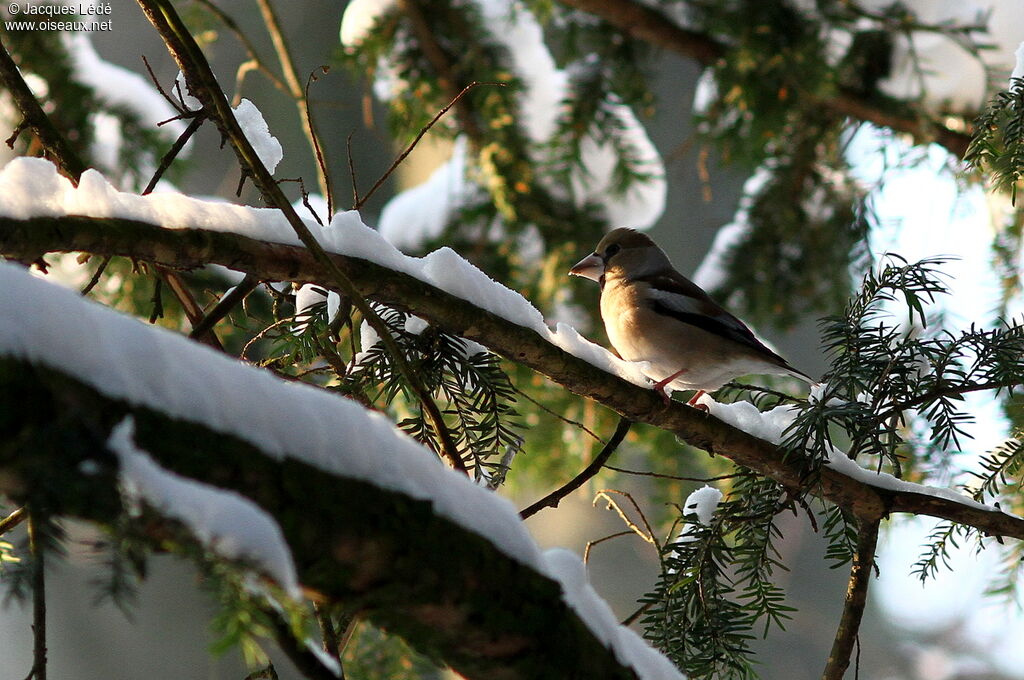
652, 369, 688, 406
686, 390, 708, 411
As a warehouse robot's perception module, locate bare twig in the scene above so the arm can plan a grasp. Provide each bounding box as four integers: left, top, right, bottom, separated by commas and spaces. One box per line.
260, 604, 341, 680
254, 0, 332, 202
189, 274, 260, 340
346, 130, 360, 208
276, 177, 323, 225
583, 530, 634, 564
513, 387, 605, 443
353, 81, 503, 211
25, 512, 47, 680
0, 43, 87, 182
592, 489, 659, 550
80, 256, 111, 296
822, 517, 880, 680
0, 506, 26, 535
602, 464, 741, 483
313, 603, 342, 667
305, 66, 334, 217
141, 54, 189, 115
519, 417, 631, 519
143, 114, 204, 195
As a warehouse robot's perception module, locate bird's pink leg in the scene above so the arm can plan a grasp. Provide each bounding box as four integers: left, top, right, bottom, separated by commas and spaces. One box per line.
653, 369, 688, 406
686, 390, 707, 407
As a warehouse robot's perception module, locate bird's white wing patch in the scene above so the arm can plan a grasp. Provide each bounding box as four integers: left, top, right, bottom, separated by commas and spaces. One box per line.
646, 287, 748, 334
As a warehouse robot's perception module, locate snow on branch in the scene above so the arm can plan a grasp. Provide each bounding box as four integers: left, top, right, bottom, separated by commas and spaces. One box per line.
1, 160, 1023, 539
0, 261, 682, 680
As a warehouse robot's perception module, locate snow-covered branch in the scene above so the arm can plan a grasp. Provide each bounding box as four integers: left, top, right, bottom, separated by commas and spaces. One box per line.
0, 262, 680, 680
1, 178, 1022, 539
555, 0, 974, 158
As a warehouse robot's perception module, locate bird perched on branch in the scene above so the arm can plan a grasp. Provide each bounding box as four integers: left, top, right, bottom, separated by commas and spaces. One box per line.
569, 228, 813, 406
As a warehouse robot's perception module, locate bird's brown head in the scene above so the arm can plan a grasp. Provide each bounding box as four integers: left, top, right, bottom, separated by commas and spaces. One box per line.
569, 228, 667, 284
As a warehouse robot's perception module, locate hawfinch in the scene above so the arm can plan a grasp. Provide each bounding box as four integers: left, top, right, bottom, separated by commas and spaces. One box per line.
570, 228, 813, 405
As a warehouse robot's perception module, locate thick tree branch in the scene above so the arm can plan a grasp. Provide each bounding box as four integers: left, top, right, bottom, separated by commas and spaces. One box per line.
0, 358, 646, 680
555, 0, 973, 158
3, 213, 1023, 540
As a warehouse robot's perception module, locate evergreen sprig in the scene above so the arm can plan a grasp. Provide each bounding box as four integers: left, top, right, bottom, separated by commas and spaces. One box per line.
967, 77, 1024, 203
643, 470, 794, 679
344, 304, 522, 480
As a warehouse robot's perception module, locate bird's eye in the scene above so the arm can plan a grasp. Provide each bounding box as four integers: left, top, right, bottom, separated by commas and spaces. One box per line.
604, 243, 621, 258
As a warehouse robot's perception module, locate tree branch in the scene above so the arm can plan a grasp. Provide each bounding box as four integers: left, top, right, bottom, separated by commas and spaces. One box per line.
135, 0, 467, 475
555, 0, 973, 158
822, 517, 880, 680
26, 511, 47, 680
0, 43, 87, 182
0, 357, 649, 680
4, 213, 1024, 540
254, 0, 332, 205
520, 416, 632, 519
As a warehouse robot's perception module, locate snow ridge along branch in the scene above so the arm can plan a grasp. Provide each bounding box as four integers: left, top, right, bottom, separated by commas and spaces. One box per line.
2, 207, 1022, 540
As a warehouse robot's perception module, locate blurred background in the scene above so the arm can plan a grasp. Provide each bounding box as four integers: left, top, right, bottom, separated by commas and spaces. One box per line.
2, 0, 1024, 678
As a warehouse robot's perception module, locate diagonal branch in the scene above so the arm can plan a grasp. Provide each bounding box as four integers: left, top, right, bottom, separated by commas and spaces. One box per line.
555, 0, 973, 158
520, 417, 632, 519
0, 43, 87, 182
0, 355, 655, 680
135, 0, 467, 474
4, 213, 1024, 540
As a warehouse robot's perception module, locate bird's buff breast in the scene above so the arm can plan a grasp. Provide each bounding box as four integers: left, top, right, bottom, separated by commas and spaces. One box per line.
600, 284, 741, 391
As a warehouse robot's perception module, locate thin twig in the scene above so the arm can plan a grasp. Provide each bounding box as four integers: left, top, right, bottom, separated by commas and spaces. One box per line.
80, 256, 111, 296
346, 130, 360, 208
583, 530, 633, 564
313, 603, 342, 666
519, 417, 631, 519
260, 605, 340, 680
621, 600, 654, 627
0, 506, 26, 535
305, 66, 334, 217
143, 114, 204, 195
156, 266, 224, 350
602, 465, 741, 483
189, 274, 260, 340
0, 43, 87, 182
141, 54, 188, 115
821, 517, 880, 680
353, 81, 503, 211
513, 386, 605, 443
26, 512, 47, 680
241, 316, 294, 361
276, 177, 323, 225
593, 489, 659, 550
254, 0, 332, 202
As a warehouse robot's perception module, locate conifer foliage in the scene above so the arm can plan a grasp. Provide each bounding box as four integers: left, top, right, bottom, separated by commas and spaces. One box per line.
2, 1, 1024, 679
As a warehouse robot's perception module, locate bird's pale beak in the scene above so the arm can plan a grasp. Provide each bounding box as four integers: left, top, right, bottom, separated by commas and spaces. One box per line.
568, 253, 603, 282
